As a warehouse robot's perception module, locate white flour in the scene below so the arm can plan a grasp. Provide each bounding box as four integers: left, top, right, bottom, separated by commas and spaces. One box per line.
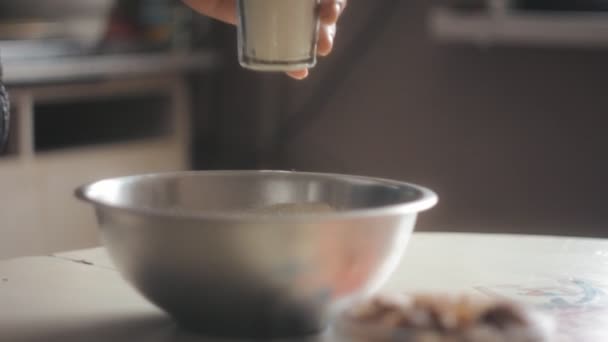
238, 0, 319, 69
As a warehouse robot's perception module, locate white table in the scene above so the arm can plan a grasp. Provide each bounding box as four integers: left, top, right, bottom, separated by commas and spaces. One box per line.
1, 232, 608, 341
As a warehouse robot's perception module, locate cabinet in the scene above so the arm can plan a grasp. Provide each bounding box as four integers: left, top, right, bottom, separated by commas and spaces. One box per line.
0, 76, 192, 259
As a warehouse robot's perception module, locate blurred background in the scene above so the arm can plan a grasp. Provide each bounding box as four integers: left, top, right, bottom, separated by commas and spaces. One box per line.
1, 0, 608, 258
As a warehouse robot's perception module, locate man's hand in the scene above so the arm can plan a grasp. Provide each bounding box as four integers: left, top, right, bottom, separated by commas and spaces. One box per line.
183, 0, 347, 79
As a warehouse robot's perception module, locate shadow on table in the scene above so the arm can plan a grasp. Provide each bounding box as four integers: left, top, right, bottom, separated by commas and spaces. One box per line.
7, 313, 325, 342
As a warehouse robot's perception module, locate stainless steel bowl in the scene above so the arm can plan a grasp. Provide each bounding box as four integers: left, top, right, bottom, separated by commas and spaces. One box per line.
76, 171, 437, 339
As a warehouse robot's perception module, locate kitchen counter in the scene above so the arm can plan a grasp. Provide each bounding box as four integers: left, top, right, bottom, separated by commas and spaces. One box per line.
2, 49, 221, 85
1, 232, 607, 341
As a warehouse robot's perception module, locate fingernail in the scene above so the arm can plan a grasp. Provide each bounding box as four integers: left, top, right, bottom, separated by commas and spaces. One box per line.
328, 25, 337, 40
288, 70, 308, 80
336, 0, 346, 13
335, 3, 343, 14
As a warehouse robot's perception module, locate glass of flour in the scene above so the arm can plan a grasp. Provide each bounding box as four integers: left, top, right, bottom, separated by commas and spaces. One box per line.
237, 0, 320, 71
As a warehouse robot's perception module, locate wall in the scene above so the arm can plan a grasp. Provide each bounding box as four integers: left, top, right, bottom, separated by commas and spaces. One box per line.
263, 1, 608, 237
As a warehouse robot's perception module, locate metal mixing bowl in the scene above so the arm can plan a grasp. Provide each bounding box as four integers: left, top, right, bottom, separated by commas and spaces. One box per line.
76, 170, 437, 339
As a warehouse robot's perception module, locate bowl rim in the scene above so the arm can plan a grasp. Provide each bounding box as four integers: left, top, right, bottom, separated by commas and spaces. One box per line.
75, 170, 438, 222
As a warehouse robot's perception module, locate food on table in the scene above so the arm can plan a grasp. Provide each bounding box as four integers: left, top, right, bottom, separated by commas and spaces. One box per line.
337, 293, 554, 342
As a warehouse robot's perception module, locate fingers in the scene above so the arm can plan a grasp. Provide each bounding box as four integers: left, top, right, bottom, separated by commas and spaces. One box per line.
317, 24, 336, 57
287, 69, 309, 80
182, 0, 237, 24
183, 0, 346, 27
320, 0, 347, 25
292, 0, 344, 79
